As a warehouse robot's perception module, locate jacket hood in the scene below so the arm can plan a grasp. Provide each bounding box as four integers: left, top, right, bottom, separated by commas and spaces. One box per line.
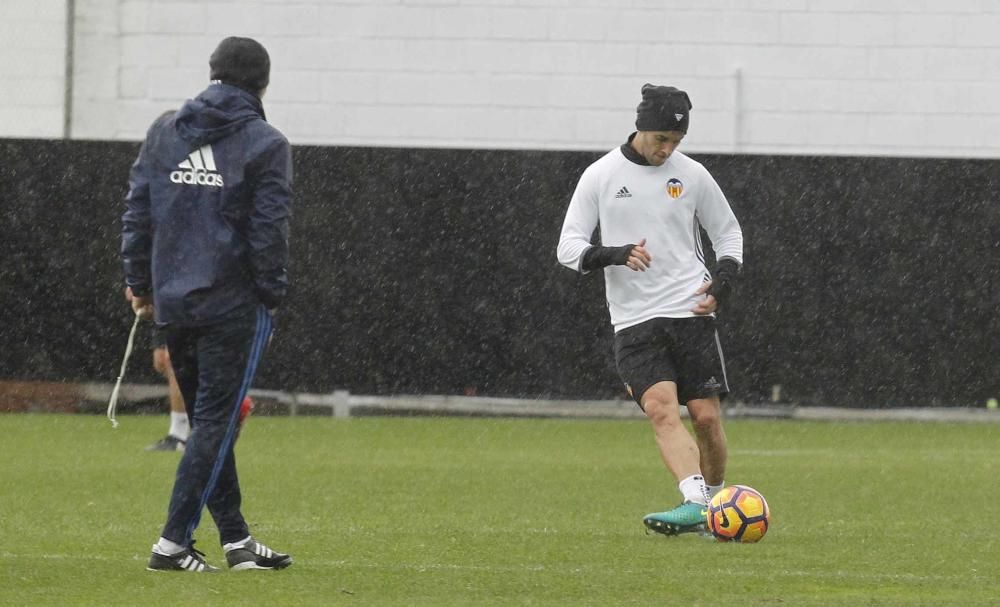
175, 83, 265, 147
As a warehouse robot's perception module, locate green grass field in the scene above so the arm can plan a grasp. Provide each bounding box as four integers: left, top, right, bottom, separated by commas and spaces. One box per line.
1, 413, 998, 606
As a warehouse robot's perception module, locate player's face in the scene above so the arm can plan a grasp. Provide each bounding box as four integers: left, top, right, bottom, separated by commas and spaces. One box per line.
634, 130, 685, 166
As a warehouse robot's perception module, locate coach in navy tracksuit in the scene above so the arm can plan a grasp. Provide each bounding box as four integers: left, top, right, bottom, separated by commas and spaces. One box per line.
122, 37, 293, 573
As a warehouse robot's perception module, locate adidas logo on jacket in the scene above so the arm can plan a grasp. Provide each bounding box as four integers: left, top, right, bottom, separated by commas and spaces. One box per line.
170, 145, 224, 187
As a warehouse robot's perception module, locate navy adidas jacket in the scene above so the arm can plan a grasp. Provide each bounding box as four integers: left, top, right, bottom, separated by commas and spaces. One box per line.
121, 83, 292, 326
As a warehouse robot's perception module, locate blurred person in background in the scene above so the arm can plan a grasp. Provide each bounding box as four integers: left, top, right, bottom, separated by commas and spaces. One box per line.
134, 315, 253, 453
144, 323, 189, 452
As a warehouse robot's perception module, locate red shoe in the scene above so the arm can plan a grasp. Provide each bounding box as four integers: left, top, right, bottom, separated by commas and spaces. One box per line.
236, 396, 254, 438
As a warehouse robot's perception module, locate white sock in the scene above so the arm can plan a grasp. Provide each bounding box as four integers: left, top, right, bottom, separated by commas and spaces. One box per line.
706, 482, 725, 502
222, 535, 252, 553
169, 411, 190, 441
678, 474, 710, 506
153, 537, 186, 556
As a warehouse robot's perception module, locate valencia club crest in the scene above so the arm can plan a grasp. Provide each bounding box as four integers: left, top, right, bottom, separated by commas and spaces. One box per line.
666, 178, 684, 199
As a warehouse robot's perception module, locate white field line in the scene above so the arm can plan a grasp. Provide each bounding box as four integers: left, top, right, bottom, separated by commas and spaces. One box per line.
731, 448, 999, 459
0, 551, 992, 584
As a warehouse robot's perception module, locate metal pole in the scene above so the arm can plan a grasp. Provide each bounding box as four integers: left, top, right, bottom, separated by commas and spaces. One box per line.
732, 66, 743, 153
63, 0, 76, 139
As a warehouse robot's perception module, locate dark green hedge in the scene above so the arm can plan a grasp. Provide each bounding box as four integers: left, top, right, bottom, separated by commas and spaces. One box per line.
1, 139, 996, 407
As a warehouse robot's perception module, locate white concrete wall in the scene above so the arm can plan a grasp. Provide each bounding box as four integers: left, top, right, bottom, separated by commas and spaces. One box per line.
0, 0, 68, 138
5, 0, 1000, 157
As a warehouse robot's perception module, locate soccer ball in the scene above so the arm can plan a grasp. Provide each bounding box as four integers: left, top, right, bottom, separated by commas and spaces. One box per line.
706, 485, 770, 543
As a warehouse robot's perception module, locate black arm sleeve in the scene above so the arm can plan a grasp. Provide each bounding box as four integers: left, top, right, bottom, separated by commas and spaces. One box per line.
707, 257, 741, 308
581, 244, 635, 273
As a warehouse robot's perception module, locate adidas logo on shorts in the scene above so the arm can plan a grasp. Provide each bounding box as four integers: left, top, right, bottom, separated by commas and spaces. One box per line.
170, 145, 224, 187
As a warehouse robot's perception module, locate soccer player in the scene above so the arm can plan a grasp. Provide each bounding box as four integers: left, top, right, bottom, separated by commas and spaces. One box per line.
122, 37, 293, 571
145, 325, 189, 452
138, 319, 254, 452
557, 84, 743, 536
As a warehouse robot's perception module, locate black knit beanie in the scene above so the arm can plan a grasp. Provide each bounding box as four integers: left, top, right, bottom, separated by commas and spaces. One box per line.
635, 84, 692, 133
209, 37, 270, 95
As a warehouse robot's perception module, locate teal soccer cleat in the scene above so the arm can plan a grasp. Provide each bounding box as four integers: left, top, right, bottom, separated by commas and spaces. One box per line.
643, 501, 708, 536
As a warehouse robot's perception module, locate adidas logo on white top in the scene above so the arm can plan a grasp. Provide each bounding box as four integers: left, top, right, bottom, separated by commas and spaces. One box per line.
170, 144, 224, 187
614, 186, 632, 199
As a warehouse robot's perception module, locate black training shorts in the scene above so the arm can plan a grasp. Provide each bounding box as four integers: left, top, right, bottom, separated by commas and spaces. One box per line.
151, 325, 167, 350
613, 316, 729, 407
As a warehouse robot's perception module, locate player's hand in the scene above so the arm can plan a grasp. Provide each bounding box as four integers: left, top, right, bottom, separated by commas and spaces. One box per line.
131, 297, 154, 321
126, 287, 154, 321
691, 281, 718, 315
625, 238, 652, 271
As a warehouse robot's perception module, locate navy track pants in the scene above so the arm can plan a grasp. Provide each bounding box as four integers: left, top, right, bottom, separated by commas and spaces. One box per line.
160, 305, 272, 547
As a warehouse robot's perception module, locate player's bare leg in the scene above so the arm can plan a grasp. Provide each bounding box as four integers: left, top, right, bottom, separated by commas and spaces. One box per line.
147, 346, 189, 452
642, 381, 701, 480
640, 381, 709, 535
156, 348, 187, 418
687, 396, 727, 490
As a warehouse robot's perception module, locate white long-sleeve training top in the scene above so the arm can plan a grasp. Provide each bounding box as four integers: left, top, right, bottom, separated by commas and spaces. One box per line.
557, 146, 743, 332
